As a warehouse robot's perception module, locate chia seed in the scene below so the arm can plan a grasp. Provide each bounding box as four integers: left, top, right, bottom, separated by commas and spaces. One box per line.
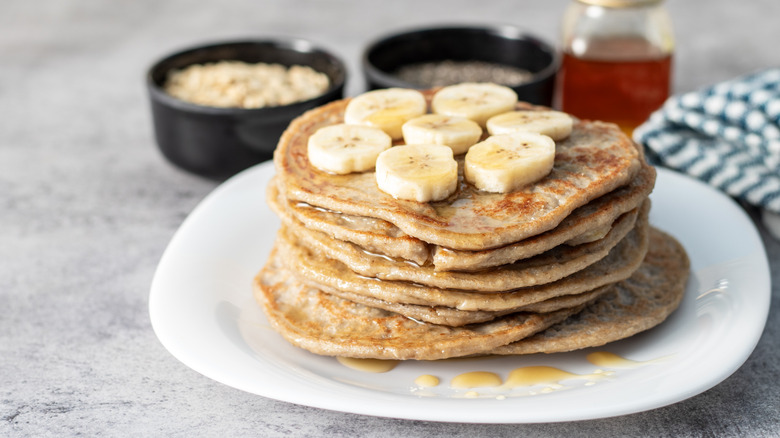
394, 60, 534, 88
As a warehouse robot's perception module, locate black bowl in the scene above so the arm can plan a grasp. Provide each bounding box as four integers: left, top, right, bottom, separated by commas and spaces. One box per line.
363, 25, 558, 106
147, 39, 347, 180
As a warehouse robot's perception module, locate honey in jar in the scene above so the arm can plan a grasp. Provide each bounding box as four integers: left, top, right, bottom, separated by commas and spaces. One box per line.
557, 0, 675, 135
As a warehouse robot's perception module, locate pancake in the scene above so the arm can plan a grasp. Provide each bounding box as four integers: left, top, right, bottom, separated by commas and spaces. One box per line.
270, 159, 656, 270
256, 85, 689, 361
268, 179, 430, 265
274, 96, 642, 251
276, 203, 650, 312
254, 260, 582, 361
265, 242, 612, 326
431, 162, 656, 270
253, 227, 688, 360
492, 228, 690, 355
280, 202, 643, 292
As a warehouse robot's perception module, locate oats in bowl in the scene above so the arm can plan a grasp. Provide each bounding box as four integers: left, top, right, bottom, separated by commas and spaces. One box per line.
146, 39, 346, 179
164, 60, 330, 109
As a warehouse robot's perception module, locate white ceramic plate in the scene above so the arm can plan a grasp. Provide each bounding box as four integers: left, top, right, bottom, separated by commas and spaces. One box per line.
149, 163, 770, 423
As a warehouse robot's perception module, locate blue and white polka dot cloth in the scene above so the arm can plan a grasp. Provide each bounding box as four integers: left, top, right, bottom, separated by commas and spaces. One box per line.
634, 69, 780, 217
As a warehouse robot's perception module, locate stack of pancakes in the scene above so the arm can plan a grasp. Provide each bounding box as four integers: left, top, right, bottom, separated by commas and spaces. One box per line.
255, 92, 690, 361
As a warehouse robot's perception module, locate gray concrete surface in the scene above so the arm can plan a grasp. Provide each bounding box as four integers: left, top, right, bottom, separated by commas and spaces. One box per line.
1, 0, 779, 436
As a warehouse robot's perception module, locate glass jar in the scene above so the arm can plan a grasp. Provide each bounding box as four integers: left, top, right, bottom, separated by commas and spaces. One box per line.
557, 0, 674, 135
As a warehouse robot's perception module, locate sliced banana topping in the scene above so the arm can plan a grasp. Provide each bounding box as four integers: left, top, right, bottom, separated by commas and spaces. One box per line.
375, 144, 458, 202
487, 110, 574, 140
344, 88, 427, 140
464, 133, 556, 193
401, 114, 483, 155
431, 82, 518, 127
307, 124, 392, 174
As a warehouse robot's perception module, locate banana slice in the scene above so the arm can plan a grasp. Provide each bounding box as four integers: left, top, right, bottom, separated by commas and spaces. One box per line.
401, 114, 483, 155
307, 124, 392, 174
487, 110, 574, 140
464, 133, 556, 193
344, 88, 427, 140
431, 82, 518, 127
375, 144, 458, 202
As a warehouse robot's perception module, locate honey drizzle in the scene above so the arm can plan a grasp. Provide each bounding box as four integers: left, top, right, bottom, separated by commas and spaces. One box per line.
336, 357, 398, 373
504, 366, 603, 388
414, 374, 440, 387
336, 351, 662, 397
586, 351, 666, 368
450, 371, 502, 389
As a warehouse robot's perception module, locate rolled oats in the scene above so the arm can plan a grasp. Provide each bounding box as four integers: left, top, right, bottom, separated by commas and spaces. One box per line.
164, 61, 330, 108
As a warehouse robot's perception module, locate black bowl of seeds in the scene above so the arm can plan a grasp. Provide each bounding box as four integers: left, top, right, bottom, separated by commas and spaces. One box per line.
362, 25, 558, 106
147, 39, 346, 180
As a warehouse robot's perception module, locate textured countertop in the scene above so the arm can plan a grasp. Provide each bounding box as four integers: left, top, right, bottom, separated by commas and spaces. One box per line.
2, 0, 779, 436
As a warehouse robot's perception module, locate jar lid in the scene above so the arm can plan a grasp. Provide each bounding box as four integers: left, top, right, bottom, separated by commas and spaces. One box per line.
576, 0, 663, 7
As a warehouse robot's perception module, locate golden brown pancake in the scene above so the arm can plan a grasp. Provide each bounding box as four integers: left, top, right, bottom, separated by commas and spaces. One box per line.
256, 87, 688, 360
275, 203, 650, 312
268, 159, 655, 270
492, 228, 690, 355
280, 202, 643, 292
253, 228, 688, 360
274, 96, 642, 251
431, 162, 656, 270
254, 262, 581, 360
267, 179, 431, 265
264, 243, 612, 326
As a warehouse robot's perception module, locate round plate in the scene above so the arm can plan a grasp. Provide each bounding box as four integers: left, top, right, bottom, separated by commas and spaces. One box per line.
149, 163, 770, 423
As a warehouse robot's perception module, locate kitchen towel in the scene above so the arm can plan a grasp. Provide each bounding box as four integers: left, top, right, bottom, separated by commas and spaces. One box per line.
633, 68, 780, 236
